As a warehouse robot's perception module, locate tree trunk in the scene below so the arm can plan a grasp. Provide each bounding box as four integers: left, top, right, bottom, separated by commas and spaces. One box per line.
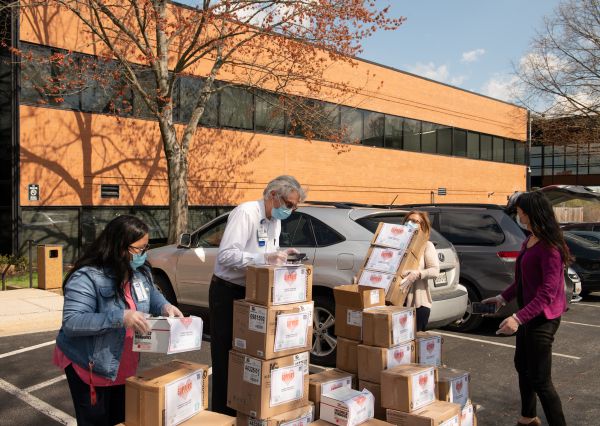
162, 127, 189, 244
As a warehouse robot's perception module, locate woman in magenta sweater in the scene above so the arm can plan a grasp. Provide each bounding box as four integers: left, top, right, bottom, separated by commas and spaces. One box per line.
483, 191, 568, 426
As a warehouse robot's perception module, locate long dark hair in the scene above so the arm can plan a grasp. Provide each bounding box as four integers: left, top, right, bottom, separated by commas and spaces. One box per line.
516, 191, 572, 264
63, 215, 150, 300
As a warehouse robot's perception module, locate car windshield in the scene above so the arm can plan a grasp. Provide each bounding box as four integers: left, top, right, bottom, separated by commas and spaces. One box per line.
565, 232, 600, 249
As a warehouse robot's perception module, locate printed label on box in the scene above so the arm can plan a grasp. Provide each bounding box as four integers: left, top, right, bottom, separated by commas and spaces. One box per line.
270, 364, 304, 407
357, 271, 394, 294
164, 370, 203, 426
374, 223, 415, 251
410, 369, 436, 411
347, 392, 375, 425
293, 352, 310, 375
167, 317, 202, 352
243, 357, 262, 385
248, 419, 267, 426
234, 338, 247, 349
322, 377, 353, 395
365, 247, 403, 274
273, 267, 307, 304
300, 302, 314, 324
418, 336, 442, 366
439, 415, 460, 426
369, 290, 380, 305
249, 306, 267, 333
449, 374, 469, 408
347, 310, 362, 327
280, 412, 313, 426
386, 342, 413, 368
461, 404, 475, 426
274, 312, 309, 352
392, 310, 414, 345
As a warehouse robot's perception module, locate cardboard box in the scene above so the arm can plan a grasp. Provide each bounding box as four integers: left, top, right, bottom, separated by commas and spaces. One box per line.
436, 368, 470, 408
246, 265, 313, 306
415, 332, 444, 367
460, 401, 477, 426
386, 401, 461, 426
233, 300, 314, 359
334, 285, 385, 341
310, 420, 393, 426
133, 316, 203, 354
371, 223, 417, 251
359, 380, 386, 420
363, 247, 405, 275
320, 388, 375, 426
380, 364, 437, 413
356, 269, 410, 307
336, 337, 360, 374
237, 403, 314, 426
125, 360, 209, 426
309, 369, 356, 418
357, 342, 415, 383
362, 307, 416, 348
117, 411, 236, 426
227, 351, 309, 419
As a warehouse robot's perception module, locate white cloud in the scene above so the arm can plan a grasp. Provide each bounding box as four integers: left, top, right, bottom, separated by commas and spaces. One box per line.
407, 62, 467, 87
461, 48, 485, 63
481, 74, 520, 102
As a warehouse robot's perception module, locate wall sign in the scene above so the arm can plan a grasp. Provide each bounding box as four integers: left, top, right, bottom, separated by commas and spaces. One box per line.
28, 184, 40, 201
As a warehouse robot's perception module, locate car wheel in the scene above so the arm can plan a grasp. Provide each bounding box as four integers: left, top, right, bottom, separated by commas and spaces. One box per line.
152, 270, 178, 306
444, 284, 483, 332
310, 292, 337, 367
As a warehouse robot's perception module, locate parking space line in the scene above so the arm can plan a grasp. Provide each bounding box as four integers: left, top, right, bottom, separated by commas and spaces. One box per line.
0, 340, 55, 359
24, 375, 66, 393
0, 378, 75, 425
573, 303, 600, 308
436, 332, 581, 360
562, 320, 600, 328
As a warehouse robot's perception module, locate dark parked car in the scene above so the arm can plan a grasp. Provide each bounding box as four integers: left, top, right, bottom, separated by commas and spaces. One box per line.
564, 232, 600, 296
566, 230, 600, 245
562, 223, 600, 232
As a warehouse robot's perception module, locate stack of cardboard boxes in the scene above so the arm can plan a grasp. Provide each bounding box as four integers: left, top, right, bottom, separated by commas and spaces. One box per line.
228, 263, 316, 425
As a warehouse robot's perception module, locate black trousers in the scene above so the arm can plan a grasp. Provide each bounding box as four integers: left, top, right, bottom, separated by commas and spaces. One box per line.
415, 306, 430, 332
64, 364, 125, 426
514, 315, 566, 426
209, 274, 245, 415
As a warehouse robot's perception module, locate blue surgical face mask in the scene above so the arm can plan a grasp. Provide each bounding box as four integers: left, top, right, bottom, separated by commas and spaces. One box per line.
271, 195, 293, 220
406, 220, 419, 230
130, 252, 147, 270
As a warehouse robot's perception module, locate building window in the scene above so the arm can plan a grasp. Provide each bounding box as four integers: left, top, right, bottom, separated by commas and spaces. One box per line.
590, 143, 600, 174
530, 146, 542, 176
467, 132, 480, 159
81, 59, 132, 115
220, 85, 253, 130
543, 145, 553, 175
133, 68, 156, 119
553, 145, 565, 175
437, 127, 452, 156
453, 129, 467, 157
255, 91, 285, 134
578, 142, 589, 175
362, 111, 384, 147
565, 145, 577, 175
340, 106, 363, 144
492, 137, 504, 162
314, 102, 340, 140
384, 115, 402, 150
515, 141, 526, 165
480, 134, 492, 161
504, 139, 515, 164
403, 119, 421, 152
421, 121, 437, 154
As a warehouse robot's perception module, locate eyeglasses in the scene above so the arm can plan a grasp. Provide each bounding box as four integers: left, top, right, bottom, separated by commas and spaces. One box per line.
407, 219, 422, 225
129, 244, 150, 255
279, 196, 298, 211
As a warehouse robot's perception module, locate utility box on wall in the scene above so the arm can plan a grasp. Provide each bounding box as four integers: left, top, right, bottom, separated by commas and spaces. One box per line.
37, 245, 63, 290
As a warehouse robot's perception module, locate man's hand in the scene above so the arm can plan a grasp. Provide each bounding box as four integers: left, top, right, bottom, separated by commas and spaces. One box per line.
162, 304, 184, 318
123, 310, 150, 334
266, 251, 288, 265
283, 248, 299, 255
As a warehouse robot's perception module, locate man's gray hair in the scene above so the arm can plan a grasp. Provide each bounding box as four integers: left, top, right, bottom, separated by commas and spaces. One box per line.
263, 175, 307, 202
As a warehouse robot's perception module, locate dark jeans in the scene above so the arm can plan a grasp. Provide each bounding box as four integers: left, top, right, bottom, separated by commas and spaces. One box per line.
209, 274, 245, 415
64, 364, 125, 426
514, 315, 566, 426
416, 306, 430, 332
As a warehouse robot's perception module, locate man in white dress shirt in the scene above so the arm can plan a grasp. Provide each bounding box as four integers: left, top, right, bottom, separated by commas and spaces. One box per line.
209, 175, 306, 414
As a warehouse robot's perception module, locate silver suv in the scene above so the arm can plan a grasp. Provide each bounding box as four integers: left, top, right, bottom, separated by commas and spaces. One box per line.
147, 204, 468, 365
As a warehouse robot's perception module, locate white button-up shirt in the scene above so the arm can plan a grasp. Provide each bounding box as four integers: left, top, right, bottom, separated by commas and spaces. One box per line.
214, 199, 281, 286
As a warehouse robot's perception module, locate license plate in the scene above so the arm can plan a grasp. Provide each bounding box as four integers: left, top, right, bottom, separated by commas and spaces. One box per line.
434, 272, 448, 287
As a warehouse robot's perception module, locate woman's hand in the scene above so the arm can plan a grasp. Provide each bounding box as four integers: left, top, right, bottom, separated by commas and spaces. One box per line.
123, 310, 150, 334
401, 270, 421, 285
481, 295, 505, 312
162, 304, 184, 318
497, 315, 519, 335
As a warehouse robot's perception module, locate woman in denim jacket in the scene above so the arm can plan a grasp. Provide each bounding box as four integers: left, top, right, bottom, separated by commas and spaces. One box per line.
53, 215, 182, 425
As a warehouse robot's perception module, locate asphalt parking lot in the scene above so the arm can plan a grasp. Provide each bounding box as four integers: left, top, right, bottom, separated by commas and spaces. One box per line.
0, 295, 599, 426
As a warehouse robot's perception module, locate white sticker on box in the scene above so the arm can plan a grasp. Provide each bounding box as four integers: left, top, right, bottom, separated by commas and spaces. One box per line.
369, 290, 380, 305
386, 342, 413, 368
280, 412, 313, 426
357, 270, 394, 294
166, 317, 203, 353
461, 404, 475, 426
449, 374, 469, 408
270, 364, 304, 407
234, 338, 247, 349
164, 370, 203, 426
347, 310, 362, 327
249, 306, 267, 333
300, 302, 314, 324
365, 247, 403, 274
273, 267, 307, 305
392, 310, 414, 345
418, 336, 442, 366
274, 312, 309, 352
439, 415, 460, 426
293, 352, 310, 375
410, 368, 436, 411
374, 223, 415, 251
321, 377, 353, 395
243, 357, 262, 385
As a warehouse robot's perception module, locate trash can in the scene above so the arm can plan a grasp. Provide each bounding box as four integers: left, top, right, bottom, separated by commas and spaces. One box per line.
37, 245, 63, 290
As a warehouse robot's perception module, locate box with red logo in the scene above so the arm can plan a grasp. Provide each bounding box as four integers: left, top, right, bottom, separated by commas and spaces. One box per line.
334, 285, 385, 341
320, 388, 375, 426
415, 332, 444, 367
309, 369, 356, 418
236, 403, 314, 426
460, 401, 477, 426
310, 420, 393, 426
371, 223, 418, 251
233, 300, 314, 359
246, 265, 313, 306
125, 360, 209, 426
336, 337, 360, 374
117, 410, 236, 426
362, 306, 416, 348
357, 342, 415, 383
386, 400, 460, 426
436, 368, 470, 408
359, 380, 386, 420
356, 269, 410, 307
227, 351, 309, 419
133, 316, 203, 354
380, 364, 437, 413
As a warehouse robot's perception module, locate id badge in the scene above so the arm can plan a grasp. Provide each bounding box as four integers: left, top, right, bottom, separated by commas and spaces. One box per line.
257, 223, 268, 247
133, 280, 148, 302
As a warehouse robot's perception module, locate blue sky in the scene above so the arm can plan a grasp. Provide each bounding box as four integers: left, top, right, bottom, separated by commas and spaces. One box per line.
358, 0, 561, 102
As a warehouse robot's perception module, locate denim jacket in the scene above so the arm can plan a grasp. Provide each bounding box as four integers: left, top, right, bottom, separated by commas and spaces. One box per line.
55, 265, 168, 380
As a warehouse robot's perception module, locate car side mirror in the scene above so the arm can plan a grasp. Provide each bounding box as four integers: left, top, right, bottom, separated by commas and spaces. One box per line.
178, 233, 191, 248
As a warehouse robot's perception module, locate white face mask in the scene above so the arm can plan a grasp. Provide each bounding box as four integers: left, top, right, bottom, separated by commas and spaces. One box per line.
516, 215, 528, 230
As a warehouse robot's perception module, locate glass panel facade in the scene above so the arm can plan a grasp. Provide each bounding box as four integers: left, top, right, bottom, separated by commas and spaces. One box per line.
504, 139, 515, 164
437, 127, 452, 155
578, 143, 589, 175
515, 141, 526, 165
492, 137, 504, 162
220, 86, 253, 130
384, 115, 402, 150
420, 121, 437, 154
453, 129, 467, 157
565, 145, 577, 175
403, 119, 421, 152
362, 111, 384, 147
255, 92, 285, 134
543, 146, 553, 175
340, 107, 363, 144
589, 143, 600, 174
553, 145, 565, 175
480, 135, 492, 160
467, 132, 479, 159
530, 146, 542, 177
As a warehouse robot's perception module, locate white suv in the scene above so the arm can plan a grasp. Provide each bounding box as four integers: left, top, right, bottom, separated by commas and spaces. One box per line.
147, 204, 468, 365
